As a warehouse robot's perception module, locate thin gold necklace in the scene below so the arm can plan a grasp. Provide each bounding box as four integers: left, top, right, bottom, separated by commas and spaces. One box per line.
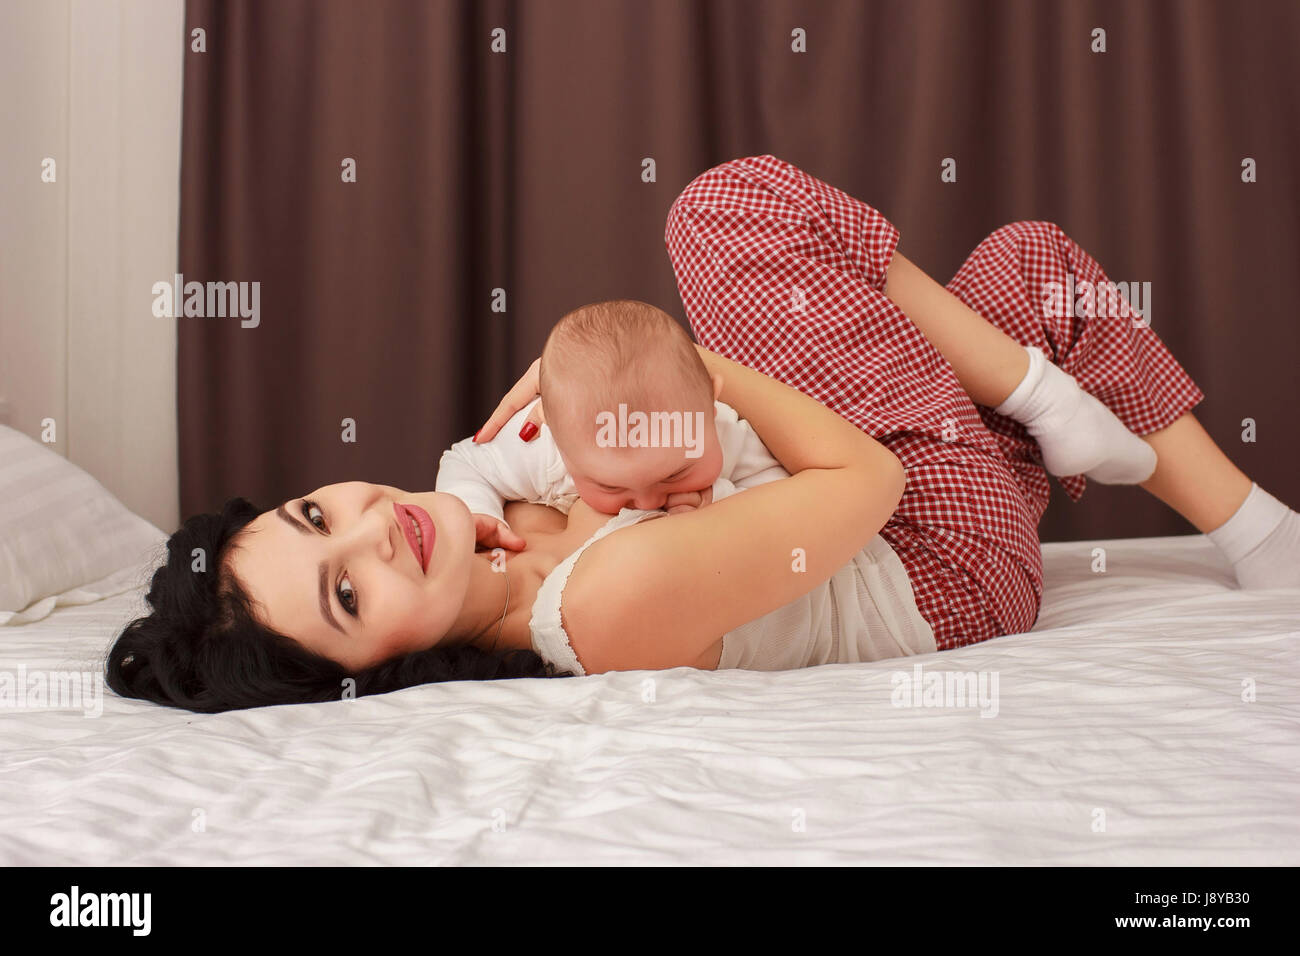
494, 566, 510, 649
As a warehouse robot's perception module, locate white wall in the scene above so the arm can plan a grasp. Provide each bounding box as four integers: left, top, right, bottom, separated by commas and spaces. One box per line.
0, 0, 183, 532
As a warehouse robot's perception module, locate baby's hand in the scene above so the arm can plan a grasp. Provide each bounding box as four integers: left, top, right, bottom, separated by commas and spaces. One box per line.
664, 485, 713, 515
472, 513, 527, 552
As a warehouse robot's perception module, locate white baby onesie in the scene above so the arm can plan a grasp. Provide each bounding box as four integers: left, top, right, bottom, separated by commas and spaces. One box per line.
436, 398, 790, 521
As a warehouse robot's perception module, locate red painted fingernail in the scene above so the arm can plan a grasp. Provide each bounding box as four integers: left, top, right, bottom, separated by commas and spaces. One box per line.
519, 422, 538, 441
473, 429, 481, 443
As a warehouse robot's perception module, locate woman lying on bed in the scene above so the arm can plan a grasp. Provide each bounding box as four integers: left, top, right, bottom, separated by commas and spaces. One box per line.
106, 154, 1298, 713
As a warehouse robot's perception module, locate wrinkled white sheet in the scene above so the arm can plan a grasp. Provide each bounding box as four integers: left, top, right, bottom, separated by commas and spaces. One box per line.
2, 533, 1296, 864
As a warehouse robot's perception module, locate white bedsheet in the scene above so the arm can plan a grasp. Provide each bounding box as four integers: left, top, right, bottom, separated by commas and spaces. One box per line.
2, 533, 1297, 865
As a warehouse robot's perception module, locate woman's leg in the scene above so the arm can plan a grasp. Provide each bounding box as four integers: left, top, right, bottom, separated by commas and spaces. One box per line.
665, 155, 1045, 650
1139, 415, 1252, 534
882, 250, 1030, 408
879, 243, 1254, 532
919, 219, 1299, 588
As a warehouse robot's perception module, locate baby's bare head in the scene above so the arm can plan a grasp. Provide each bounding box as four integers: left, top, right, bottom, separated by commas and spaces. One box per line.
539, 299, 723, 513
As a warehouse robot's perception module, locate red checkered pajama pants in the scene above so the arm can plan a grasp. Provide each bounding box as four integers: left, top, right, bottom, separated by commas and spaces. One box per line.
664, 154, 1205, 649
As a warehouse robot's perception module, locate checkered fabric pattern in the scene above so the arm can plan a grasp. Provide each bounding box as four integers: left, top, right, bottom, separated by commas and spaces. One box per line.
664, 154, 1205, 649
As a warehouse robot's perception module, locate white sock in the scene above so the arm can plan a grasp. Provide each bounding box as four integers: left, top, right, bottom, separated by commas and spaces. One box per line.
994, 344, 1157, 484
1207, 482, 1300, 589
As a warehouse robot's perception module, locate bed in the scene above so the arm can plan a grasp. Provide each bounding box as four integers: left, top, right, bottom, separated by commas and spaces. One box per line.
2, 529, 1296, 865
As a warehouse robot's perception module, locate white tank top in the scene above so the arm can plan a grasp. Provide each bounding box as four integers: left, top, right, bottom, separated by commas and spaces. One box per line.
528, 508, 937, 677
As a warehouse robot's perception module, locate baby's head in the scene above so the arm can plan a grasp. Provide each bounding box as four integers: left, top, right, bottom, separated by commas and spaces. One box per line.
539, 299, 724, 514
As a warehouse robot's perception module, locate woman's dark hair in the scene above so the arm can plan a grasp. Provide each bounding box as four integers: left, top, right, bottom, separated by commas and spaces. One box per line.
105, 497, 565, 713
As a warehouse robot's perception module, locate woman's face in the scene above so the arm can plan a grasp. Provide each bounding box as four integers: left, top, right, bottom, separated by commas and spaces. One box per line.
226, 481, 476, 671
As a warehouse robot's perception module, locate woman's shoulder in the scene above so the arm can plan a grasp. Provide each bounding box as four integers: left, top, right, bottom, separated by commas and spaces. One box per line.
558, 508, 668, 596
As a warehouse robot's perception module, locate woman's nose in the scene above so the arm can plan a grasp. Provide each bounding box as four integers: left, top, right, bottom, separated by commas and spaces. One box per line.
342, 505, 397, 561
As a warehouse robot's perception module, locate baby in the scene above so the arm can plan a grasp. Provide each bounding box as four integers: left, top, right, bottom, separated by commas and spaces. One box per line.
436, 299, 788, 546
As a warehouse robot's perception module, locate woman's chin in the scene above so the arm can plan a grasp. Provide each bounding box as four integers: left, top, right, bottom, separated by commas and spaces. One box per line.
423, 491, 475, 564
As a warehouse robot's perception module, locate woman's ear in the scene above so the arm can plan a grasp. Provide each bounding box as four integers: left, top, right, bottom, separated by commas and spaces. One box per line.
710, 371, 725, 400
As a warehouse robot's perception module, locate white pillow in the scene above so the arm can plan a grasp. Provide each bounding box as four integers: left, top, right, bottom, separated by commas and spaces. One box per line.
0, 425, 166, 624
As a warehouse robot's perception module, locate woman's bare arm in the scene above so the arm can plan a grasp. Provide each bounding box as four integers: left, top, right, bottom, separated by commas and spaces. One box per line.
563, 345, 905, 674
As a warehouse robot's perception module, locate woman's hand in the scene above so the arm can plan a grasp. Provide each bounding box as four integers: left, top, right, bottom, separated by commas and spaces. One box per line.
474, 358, 546, 444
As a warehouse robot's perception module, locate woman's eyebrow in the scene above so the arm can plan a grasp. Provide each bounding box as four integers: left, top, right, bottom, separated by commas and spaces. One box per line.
275, 503, 345, 634
318, 561, 345, 634
276, 502, 313, 536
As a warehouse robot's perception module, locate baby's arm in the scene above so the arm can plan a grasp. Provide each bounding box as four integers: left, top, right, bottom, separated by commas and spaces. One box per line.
436, 399, 568, 524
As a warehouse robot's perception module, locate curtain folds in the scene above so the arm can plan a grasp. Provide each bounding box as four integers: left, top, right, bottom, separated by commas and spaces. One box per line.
179, 0, 1300, 541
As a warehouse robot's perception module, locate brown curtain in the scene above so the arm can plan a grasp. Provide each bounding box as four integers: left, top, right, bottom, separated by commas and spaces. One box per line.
179, 0, 1300, 543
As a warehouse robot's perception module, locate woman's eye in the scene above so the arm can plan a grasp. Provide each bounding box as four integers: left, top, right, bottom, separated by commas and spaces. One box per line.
337, 575, 358, 616
302, 500, 327, 530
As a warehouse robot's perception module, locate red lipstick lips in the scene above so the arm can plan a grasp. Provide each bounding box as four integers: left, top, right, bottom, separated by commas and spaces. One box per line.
394, 502, 435, 573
